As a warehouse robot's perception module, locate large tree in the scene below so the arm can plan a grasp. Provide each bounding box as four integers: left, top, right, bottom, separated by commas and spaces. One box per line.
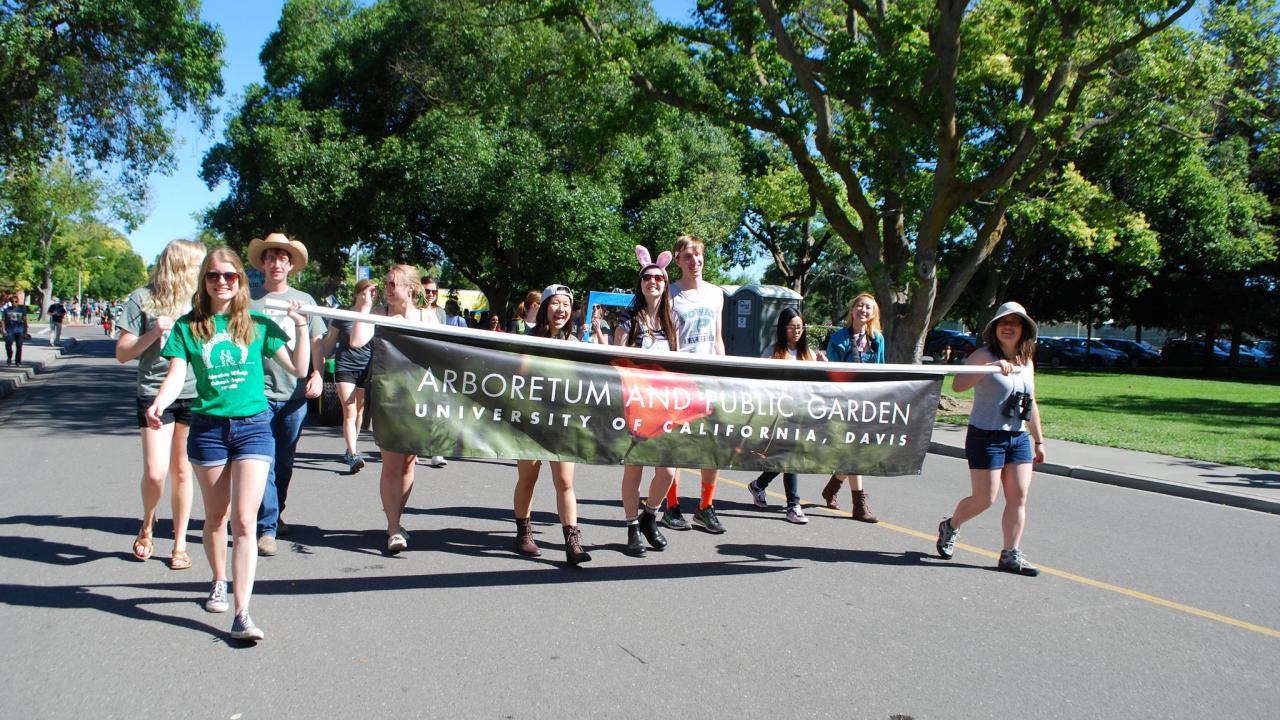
574, 0, 1202, 360
0, 0, 224, 193
202, 0, 744, 315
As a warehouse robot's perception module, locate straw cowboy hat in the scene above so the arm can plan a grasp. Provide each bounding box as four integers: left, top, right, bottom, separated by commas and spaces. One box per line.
247, 232, 309, 272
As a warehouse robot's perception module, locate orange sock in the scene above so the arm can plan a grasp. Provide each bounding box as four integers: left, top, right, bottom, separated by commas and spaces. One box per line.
700, 481, 716, 510
666, 478, 680, 508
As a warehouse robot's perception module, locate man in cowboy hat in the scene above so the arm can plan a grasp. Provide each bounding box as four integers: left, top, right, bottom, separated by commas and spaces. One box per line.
247, 232, 327, 556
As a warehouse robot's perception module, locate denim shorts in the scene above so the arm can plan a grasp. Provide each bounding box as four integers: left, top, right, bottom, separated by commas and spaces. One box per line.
965, 426, 1033, 470
187, 410, 275, 467
136, 396, 194, 428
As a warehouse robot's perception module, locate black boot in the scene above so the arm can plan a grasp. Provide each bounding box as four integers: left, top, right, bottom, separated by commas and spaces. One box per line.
563, 525, 592, 566
638, 505, 668, 550
624, 523, 646, 557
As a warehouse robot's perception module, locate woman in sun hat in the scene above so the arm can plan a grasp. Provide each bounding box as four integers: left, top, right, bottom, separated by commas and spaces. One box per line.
935, 301, 1045, 577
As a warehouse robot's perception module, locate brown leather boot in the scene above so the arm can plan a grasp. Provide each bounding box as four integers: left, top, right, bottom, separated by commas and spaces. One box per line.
851, 490, 879, 523
562, 525, 592, 566
824, 474, 844, 507
513, 517, 541, 557
820, 475, 843, 510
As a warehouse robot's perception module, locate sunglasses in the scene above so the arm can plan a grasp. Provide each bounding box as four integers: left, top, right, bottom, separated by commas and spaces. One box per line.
641, 273, 666, 282
205, 271, 241, 284
423, 288, 439, 295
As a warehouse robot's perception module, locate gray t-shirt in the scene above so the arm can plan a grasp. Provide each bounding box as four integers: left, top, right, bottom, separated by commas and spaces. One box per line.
670, 283, 721, 354
969, 356, 1036, 432
250, 286, 325, 401
119, 287, 197, 399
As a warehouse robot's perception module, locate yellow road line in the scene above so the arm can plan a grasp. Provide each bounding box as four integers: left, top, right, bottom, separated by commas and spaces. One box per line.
693, 471, 1280, 639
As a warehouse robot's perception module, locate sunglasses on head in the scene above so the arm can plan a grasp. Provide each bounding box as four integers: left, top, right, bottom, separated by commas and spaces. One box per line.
205, 271, 240, 284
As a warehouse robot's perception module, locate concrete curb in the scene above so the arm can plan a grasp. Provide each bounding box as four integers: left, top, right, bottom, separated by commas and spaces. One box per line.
928, 440, 1280, 516
0, 338, 78, 401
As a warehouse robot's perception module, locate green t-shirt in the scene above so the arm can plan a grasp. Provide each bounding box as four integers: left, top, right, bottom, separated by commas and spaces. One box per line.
250, 286, 325, 401
119, 287, 197, 399
161, 311, 290, 418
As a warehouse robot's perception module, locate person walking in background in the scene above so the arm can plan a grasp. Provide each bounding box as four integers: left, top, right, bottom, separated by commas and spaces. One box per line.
247, 233, 327, 556
320, 278, 377, 474
510, 284, 592, 566
662, 235, 728, 534
486, 314, 505, 332
47, 297, 67, 346
148, 247, 311, 641
746, 307, 816, 525
349, 265, 437, 554
936, 301, 1045, 577
822, 292, 886, 522
444, 298, 467, 328
613, 247, 679, 557
3, 294, 29, 365
419, 277, 449, 468
115, 238, 206, 570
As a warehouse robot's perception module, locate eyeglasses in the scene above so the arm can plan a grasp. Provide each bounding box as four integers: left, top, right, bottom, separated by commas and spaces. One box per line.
641, 274, 666, 283
205, 271, 240, 285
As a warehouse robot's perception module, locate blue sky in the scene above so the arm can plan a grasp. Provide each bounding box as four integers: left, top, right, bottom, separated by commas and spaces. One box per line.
127, 1, 698, 264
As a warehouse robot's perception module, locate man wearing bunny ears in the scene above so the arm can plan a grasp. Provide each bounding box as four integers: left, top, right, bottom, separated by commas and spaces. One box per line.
662, 234, 729, 534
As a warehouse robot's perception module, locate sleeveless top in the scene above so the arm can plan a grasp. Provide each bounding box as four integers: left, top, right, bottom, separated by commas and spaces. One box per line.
969, 355, 1036, 432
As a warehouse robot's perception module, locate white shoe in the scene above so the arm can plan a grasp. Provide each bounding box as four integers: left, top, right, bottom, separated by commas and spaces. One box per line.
429, 455, 448, 467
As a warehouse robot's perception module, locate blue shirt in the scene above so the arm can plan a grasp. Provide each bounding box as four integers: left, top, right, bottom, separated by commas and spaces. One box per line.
827, 327, 885, 364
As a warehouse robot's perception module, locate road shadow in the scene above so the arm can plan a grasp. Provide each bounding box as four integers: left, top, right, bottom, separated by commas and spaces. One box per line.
1206, 471, 1280, 488
714, 543, 973, 569
0, 581, 237, 644
1, 338, 137, 437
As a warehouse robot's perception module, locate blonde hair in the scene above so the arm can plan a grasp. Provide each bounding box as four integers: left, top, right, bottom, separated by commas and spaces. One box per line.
144, 239, 206, 319
190, 247, 256, 348
846, 292, 882, 336
386, 264, 422, 307
672, 234, 705, 258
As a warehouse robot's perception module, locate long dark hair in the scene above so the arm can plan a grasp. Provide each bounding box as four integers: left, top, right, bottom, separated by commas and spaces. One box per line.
773, 306, 814, 360
533, 292, 575, 340
625, 272, 679, 351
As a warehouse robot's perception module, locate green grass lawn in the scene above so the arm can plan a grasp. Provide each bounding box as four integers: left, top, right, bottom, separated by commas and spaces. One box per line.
939, 369, 1280, 470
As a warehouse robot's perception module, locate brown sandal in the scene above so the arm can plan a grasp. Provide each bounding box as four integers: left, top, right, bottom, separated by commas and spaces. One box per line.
169, 549, 191, 570
132, 521, 154, 561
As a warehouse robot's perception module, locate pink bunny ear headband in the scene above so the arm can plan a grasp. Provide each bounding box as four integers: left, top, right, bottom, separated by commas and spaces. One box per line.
635, 245, 672, 276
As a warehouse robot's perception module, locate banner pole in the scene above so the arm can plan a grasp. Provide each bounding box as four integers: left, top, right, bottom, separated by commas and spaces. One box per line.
265, 299, 1015, 376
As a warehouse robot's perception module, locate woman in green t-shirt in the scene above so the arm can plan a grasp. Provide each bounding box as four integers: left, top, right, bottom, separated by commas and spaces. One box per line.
147, 247, 311, 643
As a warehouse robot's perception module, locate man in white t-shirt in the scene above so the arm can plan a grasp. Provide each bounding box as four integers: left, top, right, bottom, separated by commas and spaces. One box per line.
662, 235, 728, 534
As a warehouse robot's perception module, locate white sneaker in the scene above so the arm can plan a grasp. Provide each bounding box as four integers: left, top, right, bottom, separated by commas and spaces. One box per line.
429, 455, 448, 467
785, 505, 808, 524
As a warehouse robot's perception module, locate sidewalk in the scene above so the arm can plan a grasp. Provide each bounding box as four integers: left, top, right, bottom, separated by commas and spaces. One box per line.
929, 423, 1280, 515
0, 337, 77, 400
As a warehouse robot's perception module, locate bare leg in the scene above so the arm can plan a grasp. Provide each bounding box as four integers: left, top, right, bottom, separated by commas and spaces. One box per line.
950, 469, 1001, 529
514, 459, 541, 519
229, 459, 269, 615
549, 461, 577, 525
168, 423, 193, 553
621, 465, 642, 519
138, 422, 176, 542
646, 467, 676, 509
1000, 462, 1034, 549
194, 464, 232, 580
337, 382, 360, 456
379, 450, 416, 535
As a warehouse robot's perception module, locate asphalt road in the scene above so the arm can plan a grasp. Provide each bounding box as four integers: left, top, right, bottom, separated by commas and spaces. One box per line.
1, 331, 1277, 719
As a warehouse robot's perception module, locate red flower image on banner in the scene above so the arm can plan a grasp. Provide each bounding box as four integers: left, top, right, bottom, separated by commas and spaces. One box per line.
611, 358, 713, 439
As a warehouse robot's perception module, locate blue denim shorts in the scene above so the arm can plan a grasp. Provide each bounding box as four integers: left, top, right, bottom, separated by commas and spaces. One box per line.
965, 426, 1033, 470
187, 410, 275, 467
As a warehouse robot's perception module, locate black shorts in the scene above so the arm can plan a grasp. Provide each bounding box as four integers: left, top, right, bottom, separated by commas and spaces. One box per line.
334, 367, 369, 387
136, 396, 195, 428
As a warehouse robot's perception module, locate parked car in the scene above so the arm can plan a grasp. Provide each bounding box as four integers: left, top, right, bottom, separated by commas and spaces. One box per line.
1098, 338, 1162, 367
925, 329, 977, 364
1253, 340, 1277, 367
1214, 340, 1269, 367
1059, 337, 1129, 367
1162, 339, 1230, 366
1035, 337, 1089, 368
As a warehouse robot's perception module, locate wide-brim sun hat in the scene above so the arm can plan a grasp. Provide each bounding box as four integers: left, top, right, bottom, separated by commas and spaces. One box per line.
984, 301, 1037, 341
247, 232, 309, 272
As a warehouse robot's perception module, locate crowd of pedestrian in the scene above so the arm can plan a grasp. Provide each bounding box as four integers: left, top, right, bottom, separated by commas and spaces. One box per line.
117, 232, 1046, 643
